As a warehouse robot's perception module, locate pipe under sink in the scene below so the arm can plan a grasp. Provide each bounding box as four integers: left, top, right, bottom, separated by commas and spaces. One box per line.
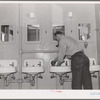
49, 59, 71, 85
0, 60, 17, 86
22, 59, 45, 86
49, 58, 100, 85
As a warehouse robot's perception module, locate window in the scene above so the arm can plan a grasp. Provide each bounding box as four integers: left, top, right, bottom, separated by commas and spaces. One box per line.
1, 25, 14, 42
27, 25, 40, 42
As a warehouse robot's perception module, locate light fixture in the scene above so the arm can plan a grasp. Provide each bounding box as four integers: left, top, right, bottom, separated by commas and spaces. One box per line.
68, 11, 73, 18
30, 12, 35, 18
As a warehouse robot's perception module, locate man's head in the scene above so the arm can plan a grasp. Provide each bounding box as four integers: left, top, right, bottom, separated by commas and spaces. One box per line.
53, 31, 64, 41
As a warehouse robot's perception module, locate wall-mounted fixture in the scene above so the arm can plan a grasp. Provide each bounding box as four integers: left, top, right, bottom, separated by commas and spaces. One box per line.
0, 60, 17, 86
68, 11, 73, 18
1, 25, 14, 42
29, 12, 35, 18
78, 23, 91, 41
26, 12, 35, 19
22, 59, 45, 86
49, 58, 71, 85
84, 41, 88, 49
27, 25, 40, 43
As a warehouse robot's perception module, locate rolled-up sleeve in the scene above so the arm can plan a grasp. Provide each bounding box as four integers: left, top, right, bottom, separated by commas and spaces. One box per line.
58, 40, 66, 62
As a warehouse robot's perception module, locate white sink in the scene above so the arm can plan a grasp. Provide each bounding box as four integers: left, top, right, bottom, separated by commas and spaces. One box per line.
0, 67, 17, 74
50, 66, 71, 73
89, 58, 100, 72
22, 67, 44, 73
50, 65, 100, 73
50, 59, 71, 73
90, 65, 100, 72
0, 60, 17, 74
22, 59, 44, 73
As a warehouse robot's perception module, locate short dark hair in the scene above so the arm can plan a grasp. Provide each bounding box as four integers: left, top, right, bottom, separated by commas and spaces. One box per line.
54, 31, 64, 36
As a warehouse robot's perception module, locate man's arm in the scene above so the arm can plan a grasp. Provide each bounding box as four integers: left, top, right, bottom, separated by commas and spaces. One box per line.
56, 60, 64, 66
56, 40, 66, 66
51, 57, 58, 66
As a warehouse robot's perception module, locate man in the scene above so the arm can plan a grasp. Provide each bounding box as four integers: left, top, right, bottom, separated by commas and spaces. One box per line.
51, 31, 92, 89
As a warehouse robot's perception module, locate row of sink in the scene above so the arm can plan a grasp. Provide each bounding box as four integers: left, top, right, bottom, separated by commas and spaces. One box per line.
0, 58, 99, 86
0, 58, 99, 74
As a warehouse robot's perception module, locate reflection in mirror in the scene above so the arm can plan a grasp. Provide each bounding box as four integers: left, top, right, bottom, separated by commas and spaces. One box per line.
52, 25, 65, 41
1, 25, 13, 42
27, 25, 40, 42
78, 23, 91, 41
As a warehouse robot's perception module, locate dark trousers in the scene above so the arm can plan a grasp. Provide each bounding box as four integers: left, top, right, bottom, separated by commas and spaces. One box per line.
71, 51, 92, 89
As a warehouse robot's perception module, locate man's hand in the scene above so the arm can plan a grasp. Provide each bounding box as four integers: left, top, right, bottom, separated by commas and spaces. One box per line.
51, 60, 57, 66
67, 55, 71, 59
56, 60, 64, 66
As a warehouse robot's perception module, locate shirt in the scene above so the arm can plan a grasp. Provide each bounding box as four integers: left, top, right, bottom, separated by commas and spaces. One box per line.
58, 36, 83, 62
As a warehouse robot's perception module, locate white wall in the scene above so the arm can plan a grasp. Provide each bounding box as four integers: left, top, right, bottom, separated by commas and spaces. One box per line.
0, 3, 98, 89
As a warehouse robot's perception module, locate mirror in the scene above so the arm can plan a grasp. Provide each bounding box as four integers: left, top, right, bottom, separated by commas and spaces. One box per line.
52, 25, 65, 41
1, 25, 14, 42
78, 23, 91, 41
27, 25, 40, 42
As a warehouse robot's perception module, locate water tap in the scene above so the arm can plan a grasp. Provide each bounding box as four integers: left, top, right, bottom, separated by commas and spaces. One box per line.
93, 60, 95, 65
9, 62, 14, 67
38, 62, 41, 67
26, 62, 28, 67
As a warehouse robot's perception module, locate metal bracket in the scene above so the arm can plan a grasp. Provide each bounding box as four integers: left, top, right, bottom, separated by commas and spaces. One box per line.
22, 72, 44, 86
50, 72, 71, 85
0, 72, 17, 86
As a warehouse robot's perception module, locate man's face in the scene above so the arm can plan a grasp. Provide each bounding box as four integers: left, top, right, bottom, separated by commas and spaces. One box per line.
55, 34, 61, 41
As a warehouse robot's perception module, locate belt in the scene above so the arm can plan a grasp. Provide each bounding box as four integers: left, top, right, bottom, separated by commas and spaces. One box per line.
77, 50, 84, 54
71, 49, 84, 57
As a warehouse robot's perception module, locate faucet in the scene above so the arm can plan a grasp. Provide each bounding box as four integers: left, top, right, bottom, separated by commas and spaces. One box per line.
9, 62, 14, 67
38, 62, 41, 67
93, 60, 95, 65
26, 62, 28, 67
65, 61, 68, 66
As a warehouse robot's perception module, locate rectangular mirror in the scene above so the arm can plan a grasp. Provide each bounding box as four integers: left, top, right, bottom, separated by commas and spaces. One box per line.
27, 25, 40, 42
52, 25, 65, 41
1, 25, 14, 42
78, 23, 91, 41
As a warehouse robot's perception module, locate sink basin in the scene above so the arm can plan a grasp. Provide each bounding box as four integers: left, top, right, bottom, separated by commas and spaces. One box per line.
22, 67, 45, 73
50, 65, 100, 73
22, 59, 45, 73
0, 60, 17, 74
90, 65, 100, 72
0, 67, 17, 74
50, 66, 71, 73
50, 58, 71, 73
89, 58, 100, 72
